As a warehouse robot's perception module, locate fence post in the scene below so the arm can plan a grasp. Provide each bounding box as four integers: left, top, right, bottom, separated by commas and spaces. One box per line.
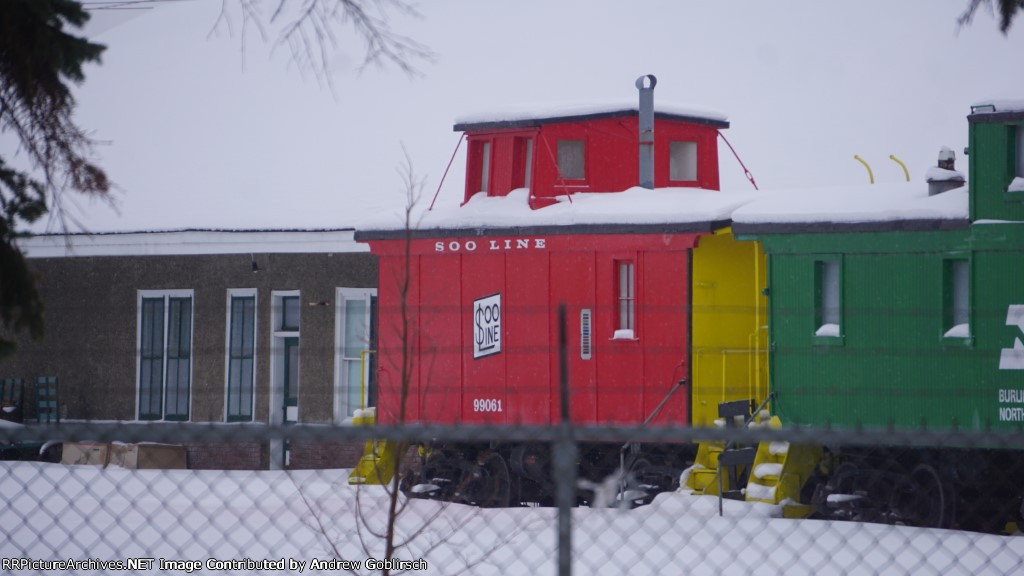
555, 304, 576, 576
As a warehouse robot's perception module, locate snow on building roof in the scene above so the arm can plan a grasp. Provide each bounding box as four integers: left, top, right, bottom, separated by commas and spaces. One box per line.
731, 181, 968, 233
18, 229, 366, 258
453, 100, 729, 131
357, 187, 758, 237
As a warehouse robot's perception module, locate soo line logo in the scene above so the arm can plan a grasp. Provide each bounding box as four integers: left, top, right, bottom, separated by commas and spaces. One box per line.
473, 293, 502, 359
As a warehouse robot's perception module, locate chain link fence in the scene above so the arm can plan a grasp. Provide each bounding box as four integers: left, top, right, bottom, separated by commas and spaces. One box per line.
2, 422, 1024, 575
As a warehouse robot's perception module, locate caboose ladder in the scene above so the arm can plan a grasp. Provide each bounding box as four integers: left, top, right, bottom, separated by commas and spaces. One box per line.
744, 415, 821, 518
685, 399, 755, 497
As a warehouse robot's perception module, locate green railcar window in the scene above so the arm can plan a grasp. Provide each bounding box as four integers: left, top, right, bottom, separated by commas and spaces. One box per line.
227, 295, 256, 422
1016, 126, 1024, 178
815, 260, 841, 337
943, 259, 970, 339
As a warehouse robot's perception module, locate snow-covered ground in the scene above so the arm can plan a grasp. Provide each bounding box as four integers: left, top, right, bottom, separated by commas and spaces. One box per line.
2, 461, 1022, 575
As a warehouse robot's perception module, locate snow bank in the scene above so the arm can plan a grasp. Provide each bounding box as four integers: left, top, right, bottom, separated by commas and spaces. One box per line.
2, 461, 1022, 575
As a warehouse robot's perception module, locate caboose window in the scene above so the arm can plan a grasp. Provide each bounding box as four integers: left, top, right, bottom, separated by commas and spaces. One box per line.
944, 259, 970, 339
513, 137, 533, 189
669, 141, 698, 182
616, 260, 636, 337
480, 141, 492, 193
557, 140, 585, 180
815, 260, 840, 338
523, 138, 533, 188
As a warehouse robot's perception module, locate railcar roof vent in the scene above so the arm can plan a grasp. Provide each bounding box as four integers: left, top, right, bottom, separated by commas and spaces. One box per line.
926, 147, 965, 196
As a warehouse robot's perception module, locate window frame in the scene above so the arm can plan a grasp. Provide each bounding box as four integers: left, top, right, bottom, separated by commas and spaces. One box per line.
225, 288, 257, 422
513, 136, 534, 190
1015, 124, 1024, 179
334, 287, 378, 422
942, 257, 973, 345
812, 258, 844, 345
556, 139, 587, 183
613, 259, 637, 340
668, 140, 699, 183
136, 289, 194, 421
270, 290, 301, 426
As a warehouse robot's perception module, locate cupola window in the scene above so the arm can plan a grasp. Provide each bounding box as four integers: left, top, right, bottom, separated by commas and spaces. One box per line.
480, 141, 492, 193
557, 140, 585, 180
669, 141, 698, 182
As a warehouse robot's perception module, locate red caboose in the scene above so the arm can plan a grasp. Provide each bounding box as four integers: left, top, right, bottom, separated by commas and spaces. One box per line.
357, 77, 764, 505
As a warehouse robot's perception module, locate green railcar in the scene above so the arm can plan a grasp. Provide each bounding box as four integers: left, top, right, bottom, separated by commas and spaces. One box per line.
732, 102, 1024, 530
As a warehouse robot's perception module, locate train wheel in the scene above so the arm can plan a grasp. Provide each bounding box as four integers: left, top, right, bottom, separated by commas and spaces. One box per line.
406, 452, 459, 501
908, 464, 956, 529
461, 451, 512, 508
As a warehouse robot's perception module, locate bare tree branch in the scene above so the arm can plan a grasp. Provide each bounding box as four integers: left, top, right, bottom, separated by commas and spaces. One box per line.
958, 0, 1023, 33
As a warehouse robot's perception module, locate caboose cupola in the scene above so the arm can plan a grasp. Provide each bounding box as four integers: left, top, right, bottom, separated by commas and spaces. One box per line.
967, 100, 1024, 221
453, 81, 729, 209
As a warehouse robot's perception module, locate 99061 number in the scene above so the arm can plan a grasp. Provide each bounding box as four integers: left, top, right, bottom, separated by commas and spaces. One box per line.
472, 398, 503, 412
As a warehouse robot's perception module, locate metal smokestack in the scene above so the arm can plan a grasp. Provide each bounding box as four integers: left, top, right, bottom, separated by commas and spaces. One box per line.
636, 74, 657, 189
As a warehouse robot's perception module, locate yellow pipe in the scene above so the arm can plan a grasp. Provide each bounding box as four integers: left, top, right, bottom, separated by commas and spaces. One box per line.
854, 155, 874, 184
359, 349, 377, 409
889, 155, 910, 182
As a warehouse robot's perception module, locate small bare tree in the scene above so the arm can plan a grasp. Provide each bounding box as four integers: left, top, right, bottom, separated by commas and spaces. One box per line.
293, 154, 527, 575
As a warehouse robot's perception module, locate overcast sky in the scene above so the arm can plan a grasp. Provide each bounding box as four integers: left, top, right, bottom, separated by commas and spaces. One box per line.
6, 0, 1024, 232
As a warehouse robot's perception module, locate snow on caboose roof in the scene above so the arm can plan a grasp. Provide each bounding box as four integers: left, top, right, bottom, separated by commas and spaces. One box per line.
731, 181, 969, 233
357, 187, 758, 238
453, 100, 729, 131
970, 99, 1024, 114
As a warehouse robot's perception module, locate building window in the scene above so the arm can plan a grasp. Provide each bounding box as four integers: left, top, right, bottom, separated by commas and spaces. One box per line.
669, 141, 698, 182
281, 295, 300, 331
226, 290, 256, 422
138, 290, 192, 421
557, 140, 585, 180
815, 260, 841, 337
615, 260, 635, 339
944, 259, 970, 339
336, 288, 378, 421
271, 291, 301, 429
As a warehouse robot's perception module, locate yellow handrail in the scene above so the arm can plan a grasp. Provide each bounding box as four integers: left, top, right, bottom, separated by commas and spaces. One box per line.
889, 155, 910, 182
854, 155, 875, 184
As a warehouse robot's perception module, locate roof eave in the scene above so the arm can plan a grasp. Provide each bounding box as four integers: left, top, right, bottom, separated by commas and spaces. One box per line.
453, 110, 729, 132
355, 220, 732, 241
732, 219, 971, 236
